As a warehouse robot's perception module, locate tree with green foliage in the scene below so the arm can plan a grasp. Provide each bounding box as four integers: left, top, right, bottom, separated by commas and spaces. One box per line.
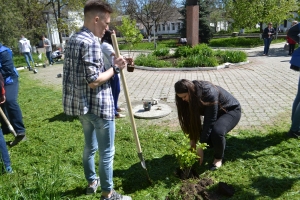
44, 0, 86, 45
0, 0, 46, 51
116, 17, 143, 56
123, 0, 177, 38
179, 0, 213, 44
225, 0, 298, 32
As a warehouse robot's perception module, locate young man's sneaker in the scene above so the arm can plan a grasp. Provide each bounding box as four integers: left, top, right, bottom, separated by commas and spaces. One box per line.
86, 178, 100, 195
100, 190, 132, 200
286, 130, 300, 138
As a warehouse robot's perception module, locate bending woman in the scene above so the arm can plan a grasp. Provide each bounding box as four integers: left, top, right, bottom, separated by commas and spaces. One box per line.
175, 79, 241, 170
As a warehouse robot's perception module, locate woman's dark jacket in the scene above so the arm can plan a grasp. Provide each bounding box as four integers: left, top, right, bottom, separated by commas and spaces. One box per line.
262, 27, 275, 39
193, 80, 240, 143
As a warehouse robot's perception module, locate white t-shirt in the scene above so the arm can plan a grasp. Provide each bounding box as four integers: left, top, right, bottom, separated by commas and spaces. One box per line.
100, 42, 115, 70
19, 38, 31, 53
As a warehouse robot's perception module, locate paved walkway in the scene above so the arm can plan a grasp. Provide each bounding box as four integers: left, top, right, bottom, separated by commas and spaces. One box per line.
118, 42, 298, 129
27, 42, 298, 130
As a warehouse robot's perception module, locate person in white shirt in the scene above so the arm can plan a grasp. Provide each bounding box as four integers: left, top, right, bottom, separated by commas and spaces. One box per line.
18, 35, 34, 70
100, 29, 125, 118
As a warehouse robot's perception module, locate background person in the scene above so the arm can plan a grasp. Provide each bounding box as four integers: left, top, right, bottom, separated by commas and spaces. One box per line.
174, 79, 241, 171
42, 35, 53, 65
62, 1, 131, 199
101, 29, 125, 118
18, 35, 34, 71
262, 22, 275, 56
0, 43, 26, 147
287, 21, 300, 138
287, 21, 298, 55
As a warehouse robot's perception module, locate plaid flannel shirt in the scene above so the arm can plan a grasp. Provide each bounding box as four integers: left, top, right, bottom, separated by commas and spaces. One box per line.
62, 27, 114, 120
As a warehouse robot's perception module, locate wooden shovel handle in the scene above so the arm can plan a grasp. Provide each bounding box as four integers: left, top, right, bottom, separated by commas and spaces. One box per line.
0, 107, 17, 137
111, 33, 142, 154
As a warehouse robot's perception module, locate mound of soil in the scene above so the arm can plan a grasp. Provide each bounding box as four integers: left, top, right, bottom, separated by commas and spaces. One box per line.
166, 168, 235, 200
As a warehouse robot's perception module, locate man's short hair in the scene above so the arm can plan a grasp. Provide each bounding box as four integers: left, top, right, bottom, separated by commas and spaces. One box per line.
84, 0, 113, 16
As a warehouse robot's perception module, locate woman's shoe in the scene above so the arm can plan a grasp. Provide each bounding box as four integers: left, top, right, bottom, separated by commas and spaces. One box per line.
209, 163, 220, 171
286, 130, 300, 138
117, 107, 125, 112
115, 113, 126, 118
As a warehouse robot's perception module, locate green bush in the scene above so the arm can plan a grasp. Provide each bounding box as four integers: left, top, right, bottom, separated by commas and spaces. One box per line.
191, 44, 214, 57
174, 134, 208, 178
134, 54, 172, 68
174, 46, 192, 58
152, 48, 169, 57
209, 37, 263, 48
177, 55, 219, 67
214, 50, 247, 63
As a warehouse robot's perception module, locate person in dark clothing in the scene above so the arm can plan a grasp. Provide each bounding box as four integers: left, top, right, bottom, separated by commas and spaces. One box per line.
287, 21, 298, 56
0, 72, 13, 173
262, 22, 275, 56
175, 79, 241, 171
0, 43, 26, 147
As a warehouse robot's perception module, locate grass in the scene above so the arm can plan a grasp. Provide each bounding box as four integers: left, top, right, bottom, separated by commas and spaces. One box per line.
13, 53, 48, 67
1, 70, 300, 199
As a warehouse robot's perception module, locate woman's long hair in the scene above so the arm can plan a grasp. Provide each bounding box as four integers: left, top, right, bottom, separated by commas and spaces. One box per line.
101, 30, 113, 45
175, 79, 218, 142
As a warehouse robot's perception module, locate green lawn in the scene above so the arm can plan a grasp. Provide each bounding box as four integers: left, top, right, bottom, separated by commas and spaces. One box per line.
0, 70, 299, 199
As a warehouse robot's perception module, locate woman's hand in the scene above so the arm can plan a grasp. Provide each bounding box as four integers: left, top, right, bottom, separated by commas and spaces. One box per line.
0, 95, 5, 104
190, 140, 204, 165
197, 148, 204, 165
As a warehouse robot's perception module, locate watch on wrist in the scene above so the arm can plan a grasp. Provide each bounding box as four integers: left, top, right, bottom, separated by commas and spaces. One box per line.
112, 65, 120, 74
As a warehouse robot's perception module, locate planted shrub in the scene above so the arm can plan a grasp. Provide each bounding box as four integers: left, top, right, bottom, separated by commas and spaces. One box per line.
152, 48, 169, 57
174, 46, 192, 58
177, 55, 219, 67
209, 37, 263, 48
134, 54, 172, 68
224, 51, 247, 63
191, 44, 214, 57
214, 50, 247, 63
175, 134, 208, 179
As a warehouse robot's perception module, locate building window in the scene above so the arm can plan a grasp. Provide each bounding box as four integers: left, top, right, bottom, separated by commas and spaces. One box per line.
158, 24, 161, 31
162, 24, 165, 31
178, 23, 181, 30
172, 23, 175, 30
167, 23, 170, 31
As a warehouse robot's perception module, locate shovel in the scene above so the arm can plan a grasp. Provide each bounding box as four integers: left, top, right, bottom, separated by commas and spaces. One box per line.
111, 33, 151, 181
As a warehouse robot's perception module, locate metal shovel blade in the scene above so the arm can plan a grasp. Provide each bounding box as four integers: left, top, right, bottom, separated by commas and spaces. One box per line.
138, 152, 147, 169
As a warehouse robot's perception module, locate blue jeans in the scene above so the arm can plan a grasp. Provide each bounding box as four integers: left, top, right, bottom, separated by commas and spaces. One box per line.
110, 75, 121, 116
46, 51, 53, 64
291, 75, 300, 131
263, 38, 272, 54
0, 128, 11, 170
0, 77, 26, 135
78, 113, 115, 193
23, 52, 34, 68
